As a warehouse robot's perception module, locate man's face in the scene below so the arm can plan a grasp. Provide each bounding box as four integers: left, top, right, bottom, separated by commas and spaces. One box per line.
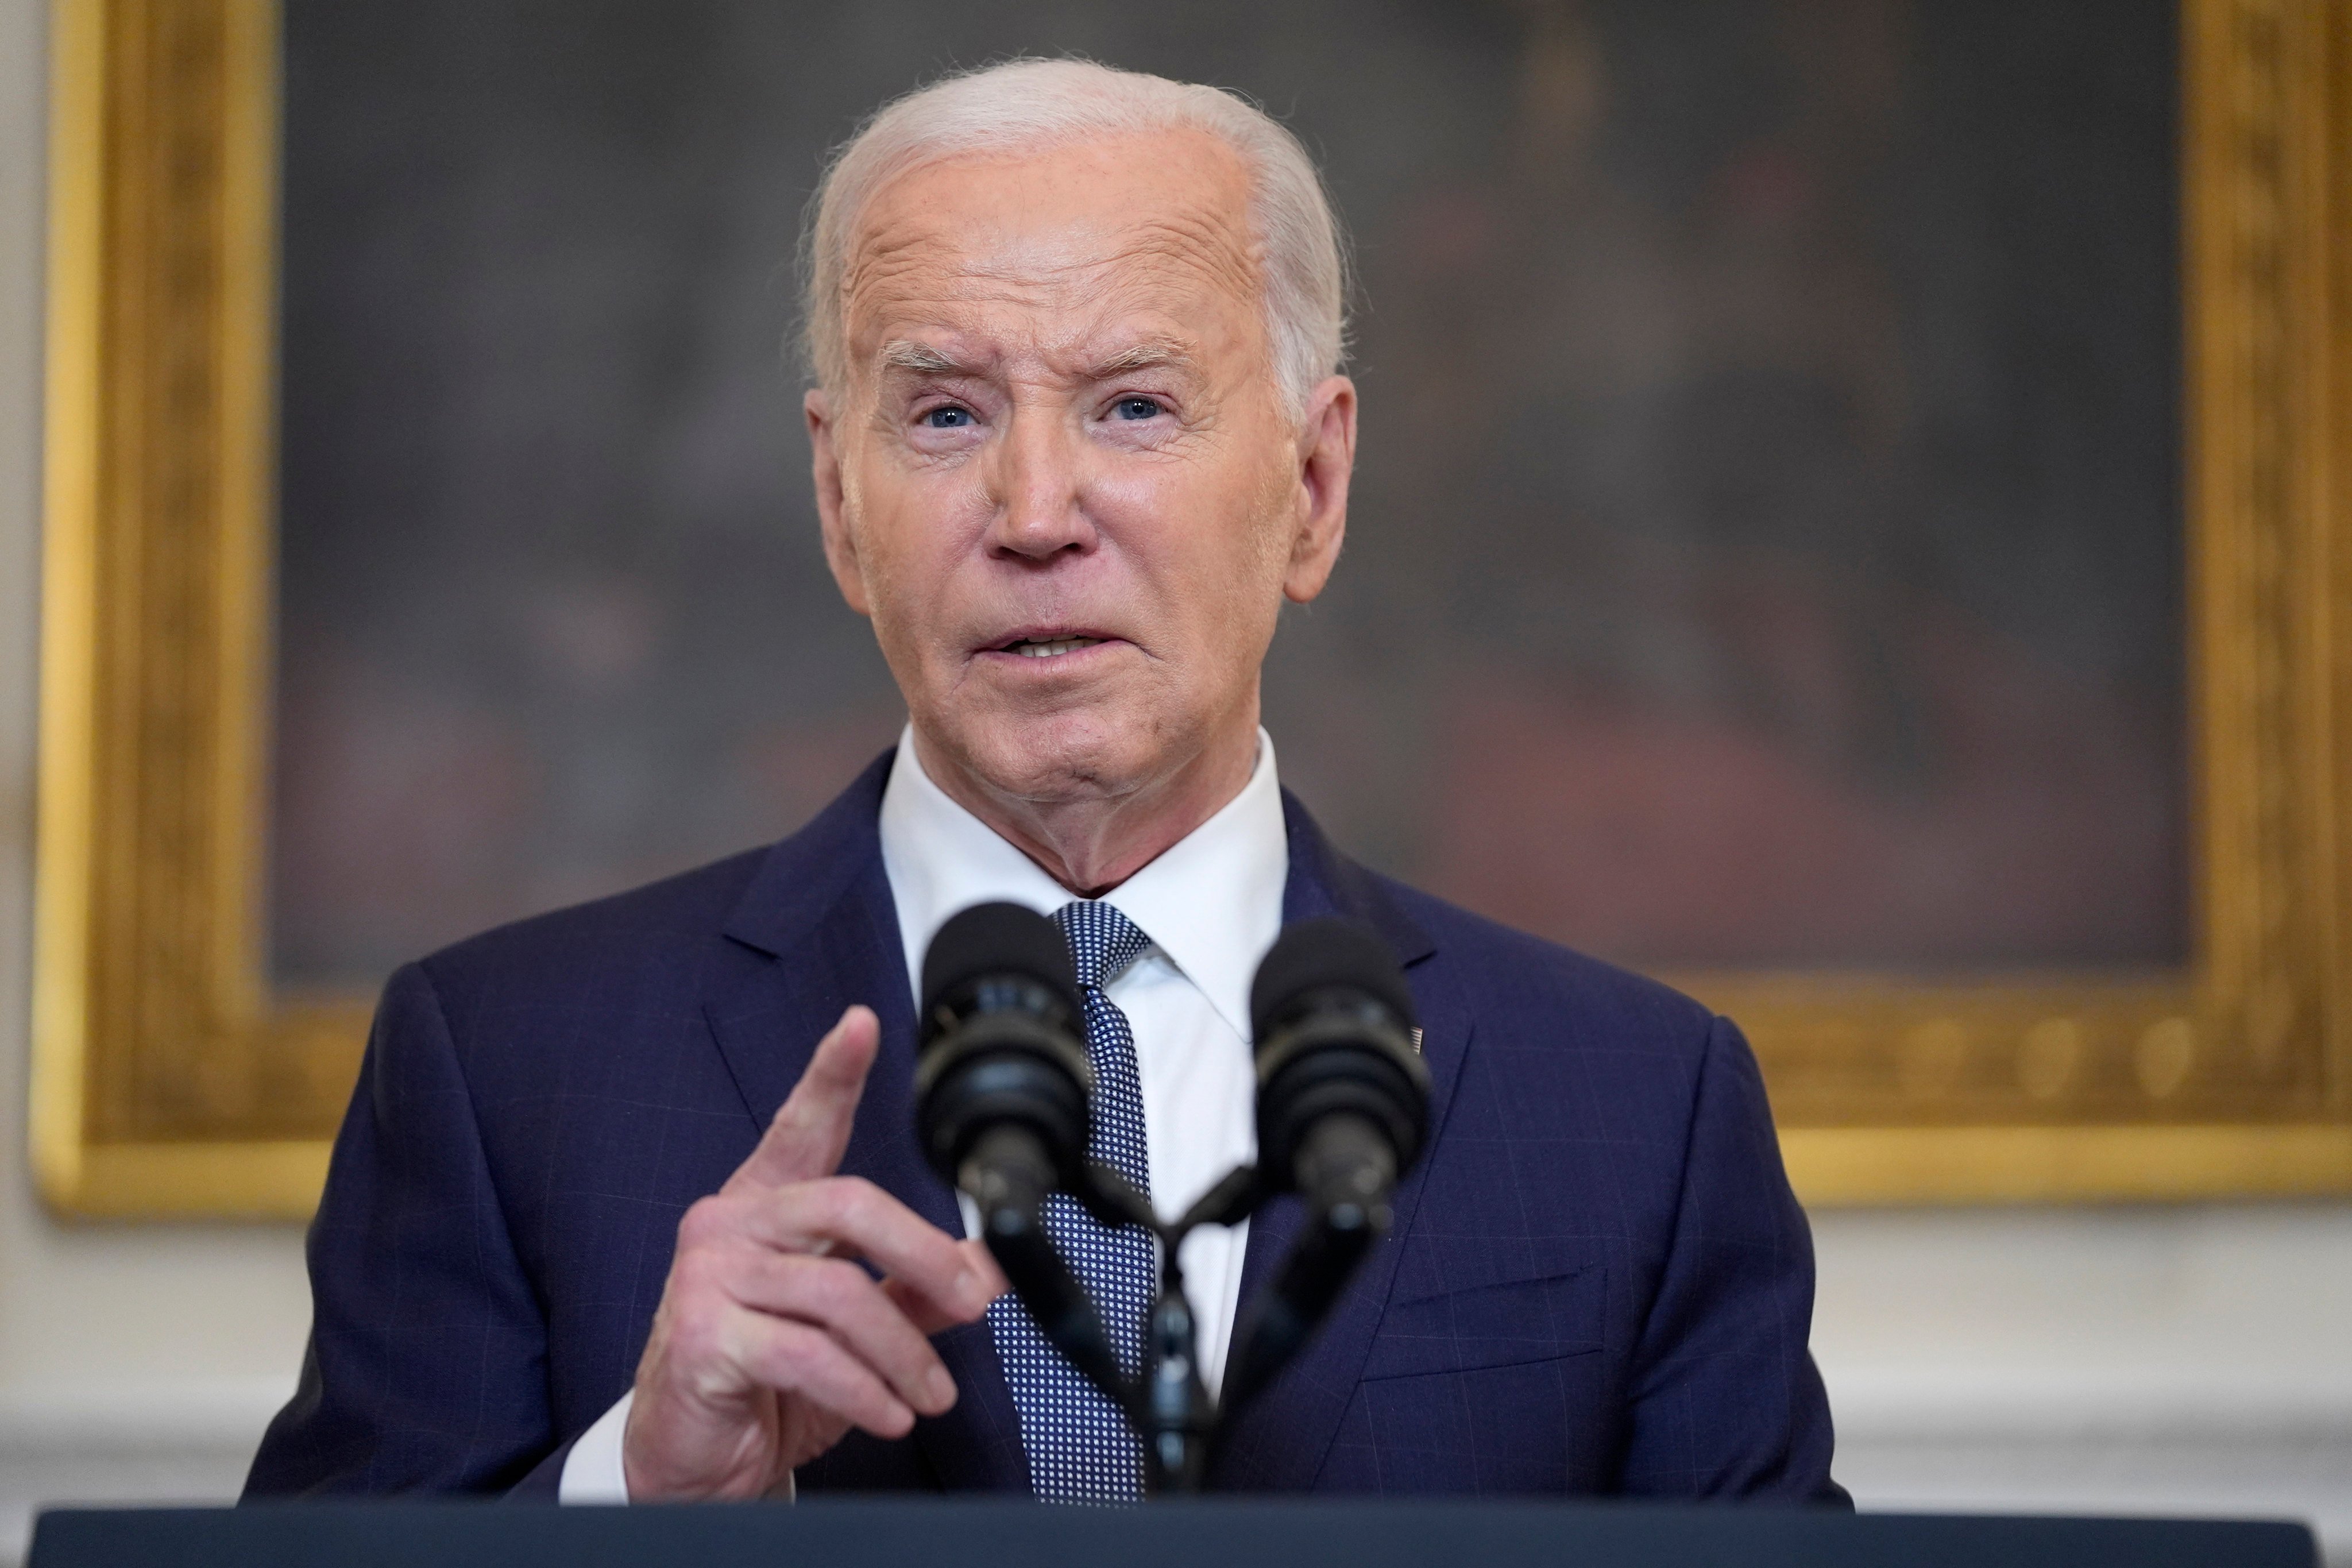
808, 129, 1353, 810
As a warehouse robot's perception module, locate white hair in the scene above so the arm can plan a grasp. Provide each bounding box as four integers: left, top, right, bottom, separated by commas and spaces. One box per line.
800, 57, 1349, 419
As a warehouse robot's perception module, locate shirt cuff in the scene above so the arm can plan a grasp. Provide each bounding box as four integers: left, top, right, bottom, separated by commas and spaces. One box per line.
556, 1389, 799, 1504
558, 1391, 635, 1504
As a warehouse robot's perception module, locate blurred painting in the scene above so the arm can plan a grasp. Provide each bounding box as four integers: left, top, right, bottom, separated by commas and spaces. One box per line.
272, 0, 2181, 990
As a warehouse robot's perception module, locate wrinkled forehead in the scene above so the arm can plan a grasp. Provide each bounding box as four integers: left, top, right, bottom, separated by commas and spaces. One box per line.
837, 130, 1269, 380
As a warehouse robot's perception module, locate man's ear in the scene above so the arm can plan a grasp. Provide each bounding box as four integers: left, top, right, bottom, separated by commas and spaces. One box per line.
1282, 374, 1357, 604
808, 387, 871, 616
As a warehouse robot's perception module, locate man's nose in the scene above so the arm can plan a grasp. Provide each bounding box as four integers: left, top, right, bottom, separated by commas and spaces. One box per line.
981, 404, 1095, 562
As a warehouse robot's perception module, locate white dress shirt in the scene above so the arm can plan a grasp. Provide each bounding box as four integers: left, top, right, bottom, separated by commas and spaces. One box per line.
561, 728, 1285, 1502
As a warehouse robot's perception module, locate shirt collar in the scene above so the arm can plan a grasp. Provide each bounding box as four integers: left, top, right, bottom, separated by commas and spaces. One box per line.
878, 726, 1288, 1044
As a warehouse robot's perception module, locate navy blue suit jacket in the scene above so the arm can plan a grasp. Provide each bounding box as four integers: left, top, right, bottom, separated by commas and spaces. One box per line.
246, 751, 1843, 1502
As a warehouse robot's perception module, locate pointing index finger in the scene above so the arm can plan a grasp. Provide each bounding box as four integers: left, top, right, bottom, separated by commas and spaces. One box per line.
727, 1005, 880, 1192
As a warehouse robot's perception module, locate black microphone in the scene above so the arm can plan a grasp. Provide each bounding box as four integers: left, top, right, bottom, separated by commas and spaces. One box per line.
915, 901, 1090, 1196
1249, 917, 1428, 1223
913, 901, 1126, 1402
1223, 917, 1429, 1409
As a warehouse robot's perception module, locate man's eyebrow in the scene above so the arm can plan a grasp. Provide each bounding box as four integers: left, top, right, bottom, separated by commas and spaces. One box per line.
1086, 340, 1198, 377
876, 340, 976, 376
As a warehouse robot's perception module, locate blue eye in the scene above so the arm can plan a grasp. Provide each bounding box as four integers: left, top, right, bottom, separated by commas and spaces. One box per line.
1114, 397, 1164, 422
923, 405, 973, 428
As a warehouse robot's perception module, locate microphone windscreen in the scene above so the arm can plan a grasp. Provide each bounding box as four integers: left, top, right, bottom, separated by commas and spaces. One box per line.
921, 901, 1080, 1021
1249, 918, 1417, 1044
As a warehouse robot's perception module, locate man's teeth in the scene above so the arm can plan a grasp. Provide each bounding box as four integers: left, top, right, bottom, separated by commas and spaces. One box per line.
1008, 636, 1102, 658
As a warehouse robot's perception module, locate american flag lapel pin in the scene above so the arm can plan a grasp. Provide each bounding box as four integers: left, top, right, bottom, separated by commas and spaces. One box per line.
1410, 1028, 1423, 1055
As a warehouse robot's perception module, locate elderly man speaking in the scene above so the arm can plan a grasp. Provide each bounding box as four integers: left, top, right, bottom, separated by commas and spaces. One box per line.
248, 59, 1843, 1507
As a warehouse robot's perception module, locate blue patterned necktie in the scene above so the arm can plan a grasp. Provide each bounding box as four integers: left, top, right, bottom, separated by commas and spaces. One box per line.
986, 899, 1158, 1503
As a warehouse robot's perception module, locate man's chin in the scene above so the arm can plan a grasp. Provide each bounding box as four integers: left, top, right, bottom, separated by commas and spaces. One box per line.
925, 706, 1157, 805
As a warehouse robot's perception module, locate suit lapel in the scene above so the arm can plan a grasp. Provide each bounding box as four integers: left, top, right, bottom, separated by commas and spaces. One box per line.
1210, 791, 1472, 1491
701, 750, 1028, 1493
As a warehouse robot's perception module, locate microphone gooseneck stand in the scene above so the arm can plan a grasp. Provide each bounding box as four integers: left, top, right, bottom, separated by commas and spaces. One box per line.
962, 1138, 1377, 1495
918, 905, 1430, 1499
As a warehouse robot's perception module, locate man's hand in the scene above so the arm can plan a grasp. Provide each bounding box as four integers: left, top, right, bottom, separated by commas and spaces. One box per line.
621, 1005, 1005, 1499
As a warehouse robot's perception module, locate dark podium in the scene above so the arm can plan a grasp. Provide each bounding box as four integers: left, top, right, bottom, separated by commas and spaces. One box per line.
28, 1501, 2319, 1568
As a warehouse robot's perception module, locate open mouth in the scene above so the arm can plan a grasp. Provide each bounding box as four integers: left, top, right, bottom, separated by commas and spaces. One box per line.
995, 635, 1106, 659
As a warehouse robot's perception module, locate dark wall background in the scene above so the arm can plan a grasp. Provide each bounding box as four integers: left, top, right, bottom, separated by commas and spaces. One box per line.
273, 0, 2182, 987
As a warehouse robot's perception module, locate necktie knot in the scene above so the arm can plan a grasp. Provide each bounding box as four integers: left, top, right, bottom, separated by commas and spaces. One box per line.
1052, 900, 1152, 991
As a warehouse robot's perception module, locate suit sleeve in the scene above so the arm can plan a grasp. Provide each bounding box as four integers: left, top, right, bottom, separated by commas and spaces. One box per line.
1616, 1014, 1849, 1505
244, 962, 557, 1496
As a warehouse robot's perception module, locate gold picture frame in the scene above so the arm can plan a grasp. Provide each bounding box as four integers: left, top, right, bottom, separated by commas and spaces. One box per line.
30, 0, 2352, 1218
